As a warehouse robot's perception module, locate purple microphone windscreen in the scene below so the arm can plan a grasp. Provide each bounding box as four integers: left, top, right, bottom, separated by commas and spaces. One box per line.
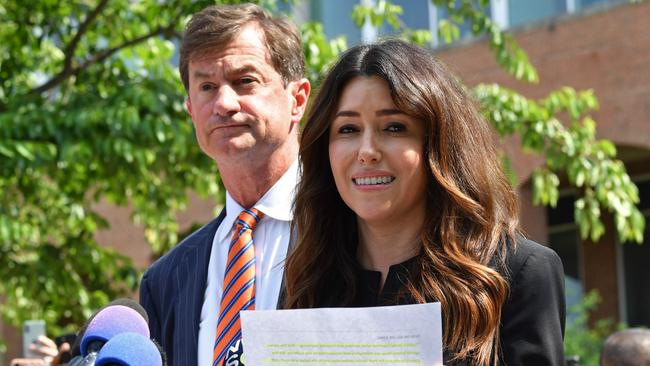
71, 298, 149, 357
95, 332, 162, 366
80, 305, 150, 357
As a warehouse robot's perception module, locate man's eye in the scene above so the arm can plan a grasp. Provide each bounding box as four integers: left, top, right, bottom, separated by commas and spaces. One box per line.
385, 123, 406, 132
200, 83, 214, 91
240, 77, 256, 85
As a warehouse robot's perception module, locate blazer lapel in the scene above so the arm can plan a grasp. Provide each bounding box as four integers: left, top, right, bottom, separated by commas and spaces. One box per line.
175, 209, 226, 365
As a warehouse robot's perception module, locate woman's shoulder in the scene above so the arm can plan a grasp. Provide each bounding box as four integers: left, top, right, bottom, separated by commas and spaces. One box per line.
499, 236, 567, 365
502, 236, 563, 284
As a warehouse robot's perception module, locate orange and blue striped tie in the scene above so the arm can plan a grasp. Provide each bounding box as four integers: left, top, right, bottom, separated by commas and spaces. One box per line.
213, 208, 263, 366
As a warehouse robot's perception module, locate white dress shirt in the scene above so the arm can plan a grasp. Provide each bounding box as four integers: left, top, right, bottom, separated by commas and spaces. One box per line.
197, 159, 298, 366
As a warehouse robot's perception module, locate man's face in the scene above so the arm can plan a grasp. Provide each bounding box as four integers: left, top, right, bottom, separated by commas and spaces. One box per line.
185, 24, 307, 164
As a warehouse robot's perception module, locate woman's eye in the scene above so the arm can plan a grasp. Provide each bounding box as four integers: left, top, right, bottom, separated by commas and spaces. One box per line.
385, 123, 406, 132
338, 125, 358, 134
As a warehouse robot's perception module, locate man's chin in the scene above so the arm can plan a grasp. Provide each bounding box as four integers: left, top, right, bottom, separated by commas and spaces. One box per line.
211, 139, 258, 158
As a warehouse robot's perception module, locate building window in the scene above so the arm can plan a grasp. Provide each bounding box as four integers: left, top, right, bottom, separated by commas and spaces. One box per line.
621, 178, 650, 327
508, 0, 567, 28
310, 0, 363, 46
379, 0, 431, 35
306, 0, 626, 50
577, 0, 620, 11
492, 0, 623, 29
547, 194, 583, 314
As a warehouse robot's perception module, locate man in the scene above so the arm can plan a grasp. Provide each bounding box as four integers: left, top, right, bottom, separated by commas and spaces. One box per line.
600, 328, 650, 366
139, 4, 310, 366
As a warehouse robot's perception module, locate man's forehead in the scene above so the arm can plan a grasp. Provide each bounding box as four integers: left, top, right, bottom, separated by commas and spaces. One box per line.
191, 53, 266, 70
189, 47, 273, 76
193, 24, 271, 63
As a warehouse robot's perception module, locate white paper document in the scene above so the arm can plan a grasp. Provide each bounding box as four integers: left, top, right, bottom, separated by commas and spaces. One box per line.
241, 303, 442, 366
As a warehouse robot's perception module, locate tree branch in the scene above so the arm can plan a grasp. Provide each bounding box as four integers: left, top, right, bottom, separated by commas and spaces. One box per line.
80, 24, 177, 71
27, 0, 109, 97
64, 0, 110, 69
28, 22, 178, 96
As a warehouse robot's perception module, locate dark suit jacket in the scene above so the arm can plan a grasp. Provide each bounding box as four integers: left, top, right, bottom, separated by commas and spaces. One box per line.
140, 210, 226, 366
499, 238, 566, 365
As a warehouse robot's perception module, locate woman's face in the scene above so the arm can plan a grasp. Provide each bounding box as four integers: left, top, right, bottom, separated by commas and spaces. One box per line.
328, 76, 428, 226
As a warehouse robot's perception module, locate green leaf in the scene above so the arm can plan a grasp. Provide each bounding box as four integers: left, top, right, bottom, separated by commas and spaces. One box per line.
0, 143, 15, 158
15, 143, 35, 160
438, 19, 460, 44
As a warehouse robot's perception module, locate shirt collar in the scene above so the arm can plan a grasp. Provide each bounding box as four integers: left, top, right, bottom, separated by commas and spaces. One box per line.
218, 159, 299, 242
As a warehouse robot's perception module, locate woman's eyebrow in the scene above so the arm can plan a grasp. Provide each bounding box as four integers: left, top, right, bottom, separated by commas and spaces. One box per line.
334, 110, 360, 118
375, 108, 404, 116
334, 109, 405, 118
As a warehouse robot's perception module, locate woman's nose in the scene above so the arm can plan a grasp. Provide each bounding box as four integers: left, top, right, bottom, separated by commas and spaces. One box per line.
357, 133, 381, 164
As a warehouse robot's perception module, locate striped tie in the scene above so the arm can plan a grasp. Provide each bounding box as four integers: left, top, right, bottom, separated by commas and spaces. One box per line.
213, 208, 264, 366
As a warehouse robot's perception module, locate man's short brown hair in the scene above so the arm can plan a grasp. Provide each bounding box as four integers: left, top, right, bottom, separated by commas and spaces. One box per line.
179, 3, 305, 91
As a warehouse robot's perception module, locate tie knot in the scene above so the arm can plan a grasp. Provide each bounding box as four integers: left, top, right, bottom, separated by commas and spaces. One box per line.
236, 208, 264, 231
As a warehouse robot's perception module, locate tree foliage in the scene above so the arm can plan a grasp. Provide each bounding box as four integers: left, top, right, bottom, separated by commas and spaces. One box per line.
0, 0, 224, 339
0, 0, 644, 344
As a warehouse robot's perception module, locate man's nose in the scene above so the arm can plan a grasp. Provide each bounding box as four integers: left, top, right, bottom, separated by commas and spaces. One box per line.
213, 85, 240, 116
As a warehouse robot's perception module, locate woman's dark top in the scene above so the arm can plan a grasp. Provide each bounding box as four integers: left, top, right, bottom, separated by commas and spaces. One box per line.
329, 238, 566, 366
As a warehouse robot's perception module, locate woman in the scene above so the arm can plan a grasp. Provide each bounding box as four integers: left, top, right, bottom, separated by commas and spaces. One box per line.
283, 39, 565, 365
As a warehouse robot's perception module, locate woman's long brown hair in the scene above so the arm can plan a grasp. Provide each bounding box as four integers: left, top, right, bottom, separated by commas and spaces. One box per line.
283, 39, 520, 365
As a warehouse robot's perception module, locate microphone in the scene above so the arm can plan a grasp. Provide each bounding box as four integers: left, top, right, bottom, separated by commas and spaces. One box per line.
94, 332, 163, 366
70, 301, 150, 366
79, 305, 150, 356
70, 299, 149, 358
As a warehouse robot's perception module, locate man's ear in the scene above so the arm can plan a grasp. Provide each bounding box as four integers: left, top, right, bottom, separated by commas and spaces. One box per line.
289, 78, 311, 124
185, 97, 193, 116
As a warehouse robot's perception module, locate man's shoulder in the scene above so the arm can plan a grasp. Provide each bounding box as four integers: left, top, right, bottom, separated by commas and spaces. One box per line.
144, 212, 225, 281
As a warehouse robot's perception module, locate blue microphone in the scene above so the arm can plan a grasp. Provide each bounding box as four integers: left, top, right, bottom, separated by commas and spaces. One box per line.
95, 332, 163, 366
